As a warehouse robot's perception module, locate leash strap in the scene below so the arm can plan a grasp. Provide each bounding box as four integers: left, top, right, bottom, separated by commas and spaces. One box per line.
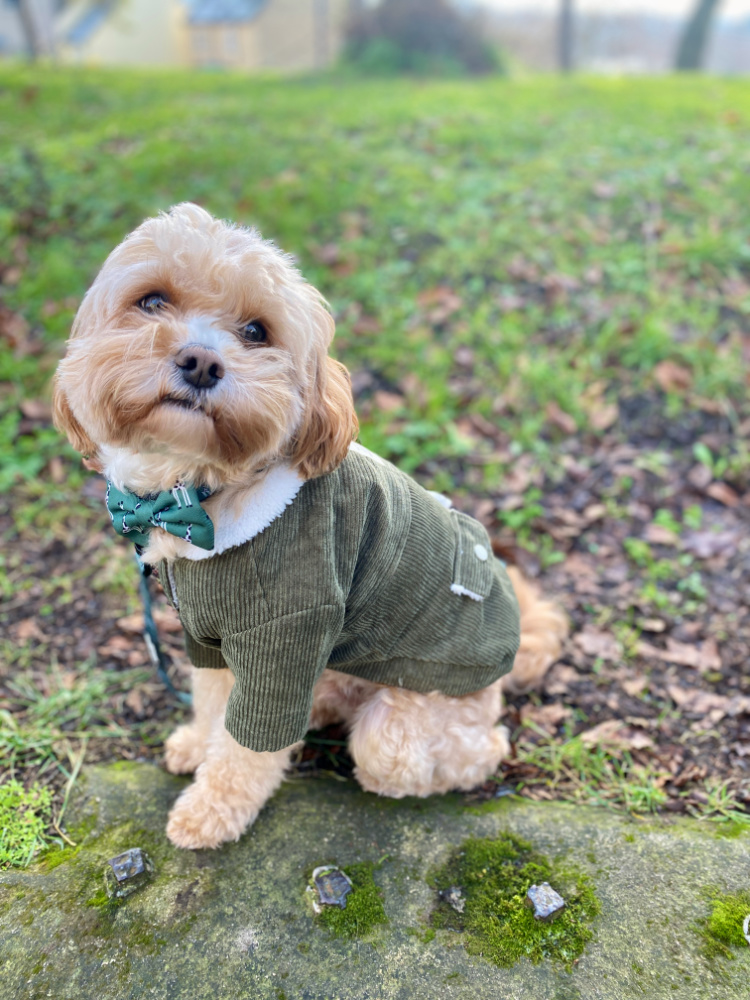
135, 553, 192, 706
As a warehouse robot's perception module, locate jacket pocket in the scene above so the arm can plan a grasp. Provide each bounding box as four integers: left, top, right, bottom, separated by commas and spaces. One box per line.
450, 511, 494, 602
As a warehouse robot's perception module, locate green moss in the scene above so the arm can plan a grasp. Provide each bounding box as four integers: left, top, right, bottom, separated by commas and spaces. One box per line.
313, 862, 388, 939
698, 888, 750, 962
407, 925, 436, 944
713, 821, 748, 840
428, 832, 599, 971
39, 806, 98, 870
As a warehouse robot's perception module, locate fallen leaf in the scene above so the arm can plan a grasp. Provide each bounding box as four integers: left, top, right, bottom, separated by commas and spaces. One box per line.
574, 627, 623, 662
352, 315, 381, 335
653, 360, 692, 394
636, 618, 666, 633
621, 676, 648, 697
454, 346, 475, 367
124, 688, 145, 715
372, 390, 403, 413
506, 257, 539, 282
637, 638, 721, 672
544, 664, 583, 696
14, 618, 43, 642
644, 523, 679, 546
705, 482, 739, 507
579, 719, 653, 750
520, 703, 572, 733
311, 243, 342, 266
682, 529, 739, 559
19, 399, 52, 421
687, 464, 713, 490
593, 181, 617, 199
0, 305, 30, 347
117, 613, 145, 634
48, 457, 65, 484
545, 401, 577, 435
587, 401, 619, 432
153, 607, 183, 633
667, 685, 731, 722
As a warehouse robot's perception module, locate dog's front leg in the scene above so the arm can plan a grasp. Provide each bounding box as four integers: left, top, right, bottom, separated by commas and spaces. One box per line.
166, 713, 297, 849
164, 666, 235, 775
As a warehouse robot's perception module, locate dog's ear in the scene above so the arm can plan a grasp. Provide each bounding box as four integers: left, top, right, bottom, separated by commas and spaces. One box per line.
290, 356, 358, 479
52, 376, 98, 464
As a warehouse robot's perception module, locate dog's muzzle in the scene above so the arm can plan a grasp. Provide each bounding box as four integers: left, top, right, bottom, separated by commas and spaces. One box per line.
173, 344, 225, 390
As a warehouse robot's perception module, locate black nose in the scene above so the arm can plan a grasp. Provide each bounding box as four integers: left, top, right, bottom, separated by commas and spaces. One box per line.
174, 345, 225, 389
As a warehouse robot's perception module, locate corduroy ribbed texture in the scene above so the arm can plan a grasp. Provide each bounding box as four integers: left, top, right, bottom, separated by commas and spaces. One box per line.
160, 447, 520, 752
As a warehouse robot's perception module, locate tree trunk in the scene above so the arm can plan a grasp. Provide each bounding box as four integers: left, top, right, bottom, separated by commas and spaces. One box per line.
558, 0, 574, 73
18, 0, 56, 60
675, 0, 722, 70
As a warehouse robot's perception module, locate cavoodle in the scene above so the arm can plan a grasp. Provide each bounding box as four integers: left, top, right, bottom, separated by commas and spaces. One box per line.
54, 203, 567, 849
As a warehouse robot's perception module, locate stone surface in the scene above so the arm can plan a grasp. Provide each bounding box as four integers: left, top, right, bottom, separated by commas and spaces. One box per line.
2, 761, 750, 1000
439, 885, 466, 914
312, 866, 353, 909
104, 847, 154, 899
526, 882, 566, 922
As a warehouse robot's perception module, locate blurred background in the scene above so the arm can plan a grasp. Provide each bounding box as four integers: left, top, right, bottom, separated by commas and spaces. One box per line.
4, 0, 750, 74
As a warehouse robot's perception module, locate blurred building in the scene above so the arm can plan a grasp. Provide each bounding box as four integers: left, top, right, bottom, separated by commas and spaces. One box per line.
56, 0, 189, 66
53, 0, 348, 69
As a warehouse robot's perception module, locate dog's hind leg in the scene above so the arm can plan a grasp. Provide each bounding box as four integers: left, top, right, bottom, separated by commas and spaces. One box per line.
348, 681, 509, 799
308, 668, 381, 730
164, 667, 234, 775
501, 567, 568, 697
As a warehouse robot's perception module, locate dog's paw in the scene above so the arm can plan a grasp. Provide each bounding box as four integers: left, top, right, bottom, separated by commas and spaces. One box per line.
166, 783, 251, 849
164, 725, 206, 775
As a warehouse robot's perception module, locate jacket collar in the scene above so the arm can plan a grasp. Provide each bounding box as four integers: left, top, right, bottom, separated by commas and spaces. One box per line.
179, 463, 304, 561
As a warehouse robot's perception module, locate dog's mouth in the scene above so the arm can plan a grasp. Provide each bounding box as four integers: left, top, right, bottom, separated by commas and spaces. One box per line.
160, 394, 212, 414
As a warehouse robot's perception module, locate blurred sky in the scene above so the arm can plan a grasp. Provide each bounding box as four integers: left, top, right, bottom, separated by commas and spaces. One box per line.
482, 0, 750, 15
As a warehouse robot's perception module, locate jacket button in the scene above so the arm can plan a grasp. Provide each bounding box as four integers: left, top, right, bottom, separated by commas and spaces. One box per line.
474, 544, 489, 561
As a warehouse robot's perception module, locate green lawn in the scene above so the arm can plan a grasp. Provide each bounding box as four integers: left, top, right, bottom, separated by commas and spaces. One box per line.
1, 67, 750, 860
1, 68, 749, 484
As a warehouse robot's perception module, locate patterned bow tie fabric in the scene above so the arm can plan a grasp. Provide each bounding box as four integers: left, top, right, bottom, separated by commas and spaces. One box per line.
105, 482, 215, 550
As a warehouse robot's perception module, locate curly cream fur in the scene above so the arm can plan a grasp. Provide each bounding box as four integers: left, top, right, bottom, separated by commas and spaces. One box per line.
55, 203, 568, 850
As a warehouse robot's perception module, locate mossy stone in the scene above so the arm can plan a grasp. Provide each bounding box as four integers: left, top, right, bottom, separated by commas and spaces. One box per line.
429, 832, 598, 970
1, 762, 750, 999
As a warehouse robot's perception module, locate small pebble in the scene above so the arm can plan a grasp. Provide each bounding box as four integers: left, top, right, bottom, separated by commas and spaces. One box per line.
104, 847, 154, 899
312, 866, 352, 909
439, 886, 466, 914
526, 882, 565, 921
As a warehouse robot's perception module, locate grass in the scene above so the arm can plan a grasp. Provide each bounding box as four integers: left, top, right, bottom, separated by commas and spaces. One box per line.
1, 67, 749, 848
515, 732, 670, 814
0, 780, 54, 867
1, 69, 749, 498
428, 831, 599, 970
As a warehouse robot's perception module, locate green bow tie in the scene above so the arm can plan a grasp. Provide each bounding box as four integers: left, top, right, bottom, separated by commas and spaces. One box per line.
105, 482, 215, 551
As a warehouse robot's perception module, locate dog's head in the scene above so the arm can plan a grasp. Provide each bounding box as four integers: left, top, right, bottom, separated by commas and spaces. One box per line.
53, 203, 356, 490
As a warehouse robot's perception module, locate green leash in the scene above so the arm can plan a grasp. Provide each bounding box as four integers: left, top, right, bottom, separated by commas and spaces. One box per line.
135, 554, 192, 706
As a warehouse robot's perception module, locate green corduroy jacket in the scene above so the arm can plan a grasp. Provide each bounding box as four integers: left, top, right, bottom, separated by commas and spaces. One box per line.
158, 447, 520, 752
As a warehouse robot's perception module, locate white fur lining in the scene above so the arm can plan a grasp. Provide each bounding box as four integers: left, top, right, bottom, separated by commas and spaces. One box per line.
349, 440, 388, 464
449, 582, 485, 603
182, 463, 304, 561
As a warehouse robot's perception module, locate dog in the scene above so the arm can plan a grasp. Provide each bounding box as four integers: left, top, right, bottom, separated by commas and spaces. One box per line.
53, 203, 567, 850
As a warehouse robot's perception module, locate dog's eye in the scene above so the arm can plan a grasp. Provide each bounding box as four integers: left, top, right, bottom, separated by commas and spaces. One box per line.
137, 293, 168, 314
240, 320, 268, 345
